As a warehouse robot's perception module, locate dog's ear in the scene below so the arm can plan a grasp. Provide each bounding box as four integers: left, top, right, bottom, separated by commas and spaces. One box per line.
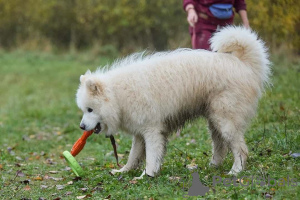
85, 78, 104, 95
85, 70, 91, 75
80, 75, 85, 83
80, 70, 92, 83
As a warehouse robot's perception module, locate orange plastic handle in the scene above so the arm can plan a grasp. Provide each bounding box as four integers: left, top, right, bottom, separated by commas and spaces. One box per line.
70, 130, 93, 157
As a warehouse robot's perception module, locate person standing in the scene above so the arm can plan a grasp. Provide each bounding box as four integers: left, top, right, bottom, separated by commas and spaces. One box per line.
183, 0, 250, 50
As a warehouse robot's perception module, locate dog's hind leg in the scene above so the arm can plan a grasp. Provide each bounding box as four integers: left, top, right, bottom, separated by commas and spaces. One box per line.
208, 120, 228, 167
135, 129, 167, 178
111, 134, 145, 175
211, 117, 248, 175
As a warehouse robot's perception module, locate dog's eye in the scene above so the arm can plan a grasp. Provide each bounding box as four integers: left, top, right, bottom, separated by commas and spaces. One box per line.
87, 108, 93, 113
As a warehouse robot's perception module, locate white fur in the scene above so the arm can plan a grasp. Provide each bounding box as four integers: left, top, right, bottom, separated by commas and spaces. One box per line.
76, 26, 271, 178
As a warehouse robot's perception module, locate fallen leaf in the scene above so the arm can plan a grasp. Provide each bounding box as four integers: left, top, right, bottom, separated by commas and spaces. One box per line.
129, 180, 138, 184
49, 171, 59, 174
45, 158, 57, 165
67, 181, 73, 185
81, 188, 88, 192
16, 156, 23, 161
50, 177, 64, 181
169, 176, 180, 181
43, 175, 50, 180
65, 191, 72, 196
265, 193, 272, 198
0, 164, 3, 170
16, 170, 25, 177
186, 163, 198, 170
23, 185, 31, 191
104, 194, 111, 199
41, 185, 48, 189
34, 176, 43, 181
77, 195, 92, 199
53, 197, 61, 200
92, 186, 103, 193
38, 198, 46, 200
63, 166, 71, 171
56, 185, 65, 190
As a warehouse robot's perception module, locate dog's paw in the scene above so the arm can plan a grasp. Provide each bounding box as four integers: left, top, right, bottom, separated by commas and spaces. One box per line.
227, 170, 238, 175
132, 170, 147, 180
133, 176, 143, 181
110, 169, 123, 175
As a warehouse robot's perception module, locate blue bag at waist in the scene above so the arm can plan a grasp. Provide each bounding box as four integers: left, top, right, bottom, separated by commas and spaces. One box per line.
209, 4, 233, 19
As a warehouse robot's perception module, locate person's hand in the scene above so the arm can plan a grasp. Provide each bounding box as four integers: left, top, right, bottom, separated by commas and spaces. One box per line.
243, 22, 250, 29
187, 8, 198, 27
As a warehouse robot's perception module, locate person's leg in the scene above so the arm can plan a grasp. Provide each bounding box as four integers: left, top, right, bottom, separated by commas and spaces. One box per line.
191, 28, 214, 50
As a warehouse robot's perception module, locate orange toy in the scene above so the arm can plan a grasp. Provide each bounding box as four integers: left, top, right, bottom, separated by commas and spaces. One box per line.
63, 130, 121, 176
70, 130, 94, 156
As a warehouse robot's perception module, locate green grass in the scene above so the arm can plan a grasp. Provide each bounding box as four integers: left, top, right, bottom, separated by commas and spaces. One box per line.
0, 51, 299, 199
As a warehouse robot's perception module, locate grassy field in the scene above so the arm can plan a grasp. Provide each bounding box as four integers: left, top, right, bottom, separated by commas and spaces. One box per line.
0, 51, 299, 199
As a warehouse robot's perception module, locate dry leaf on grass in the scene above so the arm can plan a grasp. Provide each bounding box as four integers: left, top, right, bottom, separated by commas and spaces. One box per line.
50, 177, 64, 181
169, 176, 181, 181
56, 185, 65, 190
16, 170, 25, 177
41, 185, 48, 189
49, 171, 59, 174
129, 180, 138, 184
92, 186, 103, 193
67, 181, 73, 185
65, 191, 72, 196
77, 194, 92, 199
23, 185, 31, 191
33, 176, 43, 181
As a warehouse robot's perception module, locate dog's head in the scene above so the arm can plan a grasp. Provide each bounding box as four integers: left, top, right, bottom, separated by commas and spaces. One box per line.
76, 70, 118, 135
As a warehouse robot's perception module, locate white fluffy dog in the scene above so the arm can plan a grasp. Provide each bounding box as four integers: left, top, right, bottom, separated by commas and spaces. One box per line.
76, 26, 270, 179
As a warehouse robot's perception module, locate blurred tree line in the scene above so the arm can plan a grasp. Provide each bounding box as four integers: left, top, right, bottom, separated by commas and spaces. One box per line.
0, 0, 299, 54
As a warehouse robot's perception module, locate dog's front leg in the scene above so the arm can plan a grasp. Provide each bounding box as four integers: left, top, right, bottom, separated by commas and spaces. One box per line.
136, 130, 166, 178
111, 134, 145, 175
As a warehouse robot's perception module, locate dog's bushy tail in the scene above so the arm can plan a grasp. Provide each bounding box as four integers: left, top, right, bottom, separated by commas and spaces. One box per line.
210, 26, 271, 85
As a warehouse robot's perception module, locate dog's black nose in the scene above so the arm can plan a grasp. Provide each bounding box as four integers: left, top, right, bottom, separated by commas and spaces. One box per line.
80, 124, 86, 130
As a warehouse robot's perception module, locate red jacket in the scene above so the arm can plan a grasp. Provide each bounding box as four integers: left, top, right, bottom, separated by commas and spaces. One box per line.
183, 0, 247, 30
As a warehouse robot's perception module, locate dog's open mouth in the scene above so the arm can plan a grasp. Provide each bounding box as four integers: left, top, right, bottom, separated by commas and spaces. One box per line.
93, 123, 101, 134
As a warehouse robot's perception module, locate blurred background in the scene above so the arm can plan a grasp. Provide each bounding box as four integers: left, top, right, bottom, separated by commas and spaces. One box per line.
0, 0, 299, 55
